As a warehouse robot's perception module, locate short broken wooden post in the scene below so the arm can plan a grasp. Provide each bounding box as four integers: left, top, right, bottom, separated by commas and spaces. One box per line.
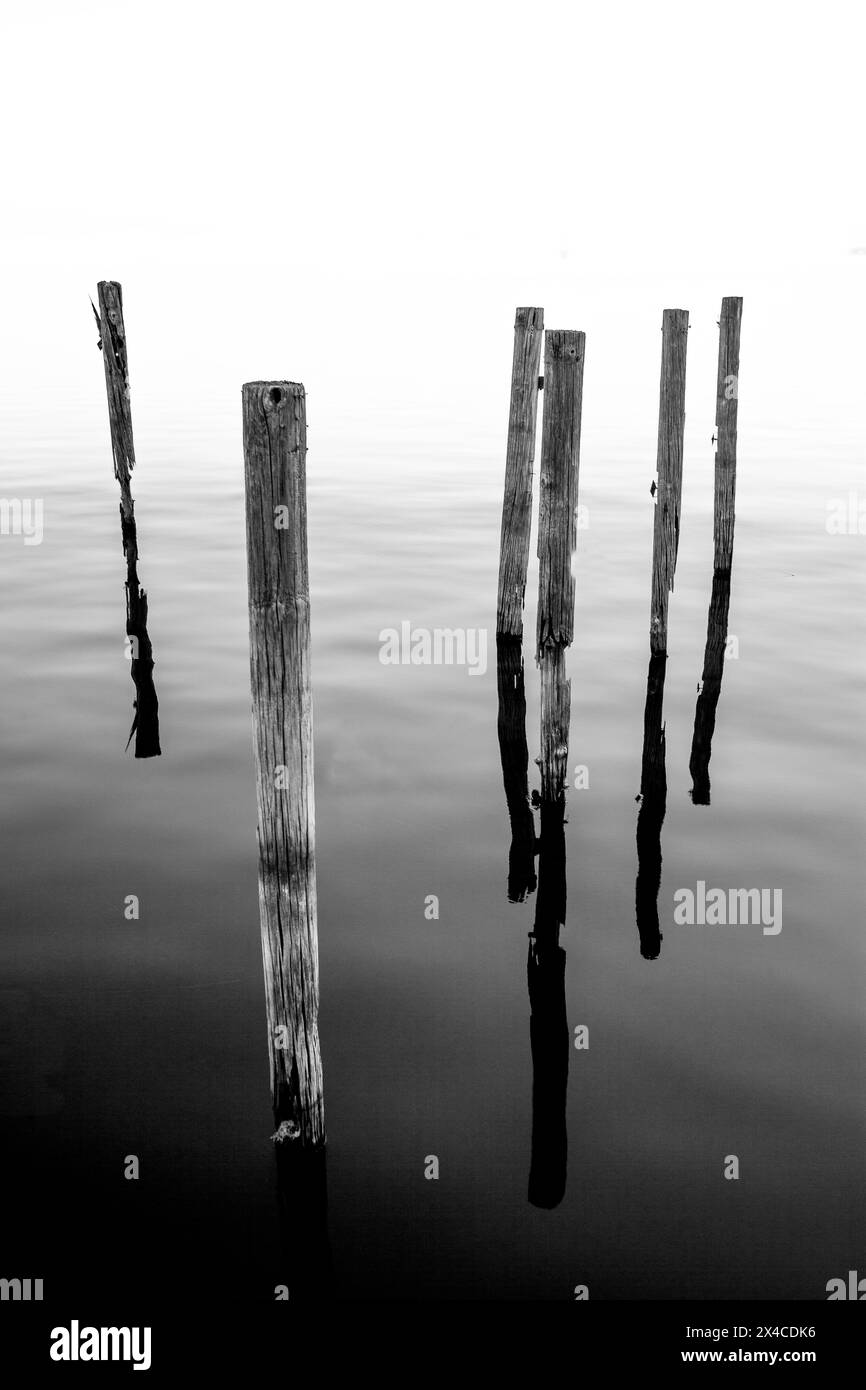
536, 330, 585, 658
713, 297, 742, 572
496, 307, 544, 639
243, 381, 324, 1148
96, 282, 136, 527
649, 309, 689, 655
94, 281, 160, 758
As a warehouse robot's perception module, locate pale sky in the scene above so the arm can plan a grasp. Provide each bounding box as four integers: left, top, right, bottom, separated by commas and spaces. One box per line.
1, 0, 863, 431
2, 0, 862, 275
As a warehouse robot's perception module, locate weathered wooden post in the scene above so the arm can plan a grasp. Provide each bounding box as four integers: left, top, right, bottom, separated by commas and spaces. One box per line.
690, 297, 742, 803
649, 309, 689, 655
536, 330, 585, 658
538, 645, 571, 804
496, 307, 544, 640
243, 381, 324, 1149
713, 297, 742, 572
96, 282, 136, 527
94, 282, 161, 758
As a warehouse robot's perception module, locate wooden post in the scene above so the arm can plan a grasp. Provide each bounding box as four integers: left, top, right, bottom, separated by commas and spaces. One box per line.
497, 308, 544, 640
536, 330, 585, 658
96, 282, 136, 525
243, 380, 324, 1147
649, 309, 689, 656
714, 297, 742, 571
689, 300, 742, 802
523, 327, 584, 1204
634, 307, 688, 954
538, 646, 571, 804
94, 282, 160, 758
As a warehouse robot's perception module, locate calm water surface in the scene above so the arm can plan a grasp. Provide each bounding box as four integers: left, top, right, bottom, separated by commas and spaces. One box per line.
1, 269, 863, 1300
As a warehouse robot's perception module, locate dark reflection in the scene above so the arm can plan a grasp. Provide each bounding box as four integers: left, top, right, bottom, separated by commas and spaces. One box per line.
689, 568, 732, 805
496, 638, 537, 902
527, 797, 569, 1208
273, 1142, 334, 1300
496, 641, 572, 1208
121, 512, 161, 758
635, 652, 667, 961
527, 647, 570, 1208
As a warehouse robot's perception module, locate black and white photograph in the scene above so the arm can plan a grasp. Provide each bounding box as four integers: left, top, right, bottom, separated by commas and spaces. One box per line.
0, 0, 863, 1370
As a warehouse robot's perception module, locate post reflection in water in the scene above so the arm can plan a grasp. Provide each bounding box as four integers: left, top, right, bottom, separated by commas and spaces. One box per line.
272, 1142, 334, 1300
121, 510, 161, 758
496, 638, 538, 903
496, 640, 571, 1210
635, 652, 667, 961
528, 646, 571, 1209
690, 568, 733, 806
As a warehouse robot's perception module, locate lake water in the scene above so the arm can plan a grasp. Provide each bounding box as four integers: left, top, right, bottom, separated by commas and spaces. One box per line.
1, 262, 863, 1302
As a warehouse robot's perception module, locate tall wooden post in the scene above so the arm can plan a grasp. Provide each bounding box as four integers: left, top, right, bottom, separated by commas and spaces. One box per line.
690, 297, 742, 803
649, 309, 689, 656
497, 307, 544, 640
536, 330, 585, 658
243, 380, 324, 1148
714, 297, 742, 571
538, 645, 571, 804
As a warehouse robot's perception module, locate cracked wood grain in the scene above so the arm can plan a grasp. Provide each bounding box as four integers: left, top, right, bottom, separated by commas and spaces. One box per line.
650, 309, 689, 656
536, 329, 585, 658
94, 281, 160, 757
497, 307, 544, 639
243, 381, 324, 1147
714, 296, 742, 572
